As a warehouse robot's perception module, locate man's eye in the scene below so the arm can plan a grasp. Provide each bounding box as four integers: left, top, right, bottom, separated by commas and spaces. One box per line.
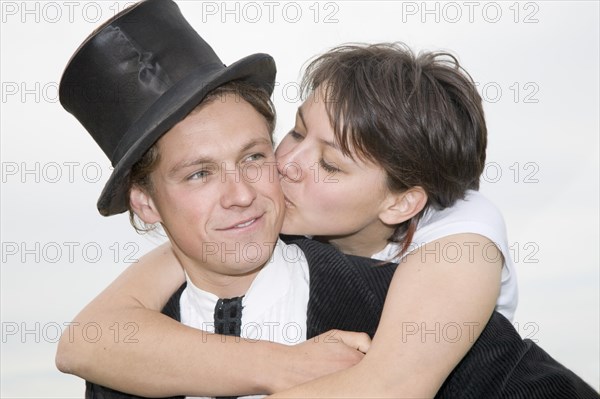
246, 153, 266, 162
187, 170, 210, 181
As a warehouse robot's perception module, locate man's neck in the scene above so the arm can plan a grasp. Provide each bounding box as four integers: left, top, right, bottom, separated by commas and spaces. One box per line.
173, 249, 268, 299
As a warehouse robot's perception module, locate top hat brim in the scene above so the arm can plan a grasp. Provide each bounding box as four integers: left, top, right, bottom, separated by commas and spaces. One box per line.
97, 53, 276, 216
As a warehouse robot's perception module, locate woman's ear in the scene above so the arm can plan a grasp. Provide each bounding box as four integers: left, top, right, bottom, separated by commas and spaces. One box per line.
129, 185, 162, 224
379, 187, 428, 226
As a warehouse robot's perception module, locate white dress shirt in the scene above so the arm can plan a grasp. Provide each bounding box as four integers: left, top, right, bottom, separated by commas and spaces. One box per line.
179, 239, 310, 399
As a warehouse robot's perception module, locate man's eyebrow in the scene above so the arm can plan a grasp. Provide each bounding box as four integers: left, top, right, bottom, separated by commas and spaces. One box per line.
168, 137, 272, 177
168, 156, 215, 177
240, 137, 272, 153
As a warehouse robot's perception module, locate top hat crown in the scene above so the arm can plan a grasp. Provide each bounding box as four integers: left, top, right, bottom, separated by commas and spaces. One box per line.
59, 0, 276, 216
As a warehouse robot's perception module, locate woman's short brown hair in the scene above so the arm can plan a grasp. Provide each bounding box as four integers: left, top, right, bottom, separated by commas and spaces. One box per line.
301, 43, 487, 256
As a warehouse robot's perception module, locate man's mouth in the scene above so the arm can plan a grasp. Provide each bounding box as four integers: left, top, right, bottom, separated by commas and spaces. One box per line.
219, 214, 263, 231
234, 219, 256, 228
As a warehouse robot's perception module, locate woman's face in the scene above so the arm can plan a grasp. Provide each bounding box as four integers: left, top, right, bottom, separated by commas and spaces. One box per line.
275, 90, 396, 256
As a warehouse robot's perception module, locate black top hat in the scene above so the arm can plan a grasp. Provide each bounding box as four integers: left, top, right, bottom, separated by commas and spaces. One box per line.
59, 0, 276, 216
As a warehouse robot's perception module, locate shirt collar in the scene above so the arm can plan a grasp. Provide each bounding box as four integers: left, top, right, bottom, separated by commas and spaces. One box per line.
183, 239, 305, 319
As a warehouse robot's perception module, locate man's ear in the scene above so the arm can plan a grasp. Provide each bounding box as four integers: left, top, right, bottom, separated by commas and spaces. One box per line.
129, 185, 162, 224
379, 187, 428, 226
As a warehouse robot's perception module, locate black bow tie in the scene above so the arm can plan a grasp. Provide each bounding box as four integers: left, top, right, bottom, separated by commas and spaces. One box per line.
214, 296, 244, 337
214, 296, 244, 399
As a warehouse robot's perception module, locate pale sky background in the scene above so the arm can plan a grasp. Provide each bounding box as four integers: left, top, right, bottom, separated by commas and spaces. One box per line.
1, 1, 599, 397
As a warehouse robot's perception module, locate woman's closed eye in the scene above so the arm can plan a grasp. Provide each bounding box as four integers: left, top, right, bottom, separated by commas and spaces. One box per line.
288, 130, 304, 141
319, 158, 340, 173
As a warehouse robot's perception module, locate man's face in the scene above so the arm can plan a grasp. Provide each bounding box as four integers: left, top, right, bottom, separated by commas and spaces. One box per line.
137, 93, 284, 293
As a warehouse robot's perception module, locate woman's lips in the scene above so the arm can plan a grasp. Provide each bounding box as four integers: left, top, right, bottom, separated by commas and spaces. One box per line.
283, 195, 294, 208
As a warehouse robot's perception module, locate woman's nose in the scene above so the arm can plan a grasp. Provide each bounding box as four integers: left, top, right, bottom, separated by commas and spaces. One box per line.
276, 142, 308, 184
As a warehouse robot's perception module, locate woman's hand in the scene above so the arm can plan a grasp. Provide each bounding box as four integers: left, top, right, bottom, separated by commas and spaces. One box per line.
270, 329, 371, 392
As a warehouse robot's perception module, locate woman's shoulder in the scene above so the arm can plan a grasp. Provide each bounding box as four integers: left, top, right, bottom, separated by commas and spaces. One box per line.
372, 190, 508, 261
416, 190, 506, 238
410, 190, 511, 261
421, 190, 505, 229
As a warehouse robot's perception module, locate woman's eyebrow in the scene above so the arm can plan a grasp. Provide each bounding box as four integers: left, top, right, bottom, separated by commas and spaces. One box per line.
298, 106, 341, 151
319, 138, 341, 151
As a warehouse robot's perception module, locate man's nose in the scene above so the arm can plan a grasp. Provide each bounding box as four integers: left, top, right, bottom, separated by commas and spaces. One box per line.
220, 168, 257, 208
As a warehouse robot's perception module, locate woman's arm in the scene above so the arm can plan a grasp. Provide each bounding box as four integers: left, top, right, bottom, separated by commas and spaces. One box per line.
56, 243, 369, 397
270, 233, 503, 398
